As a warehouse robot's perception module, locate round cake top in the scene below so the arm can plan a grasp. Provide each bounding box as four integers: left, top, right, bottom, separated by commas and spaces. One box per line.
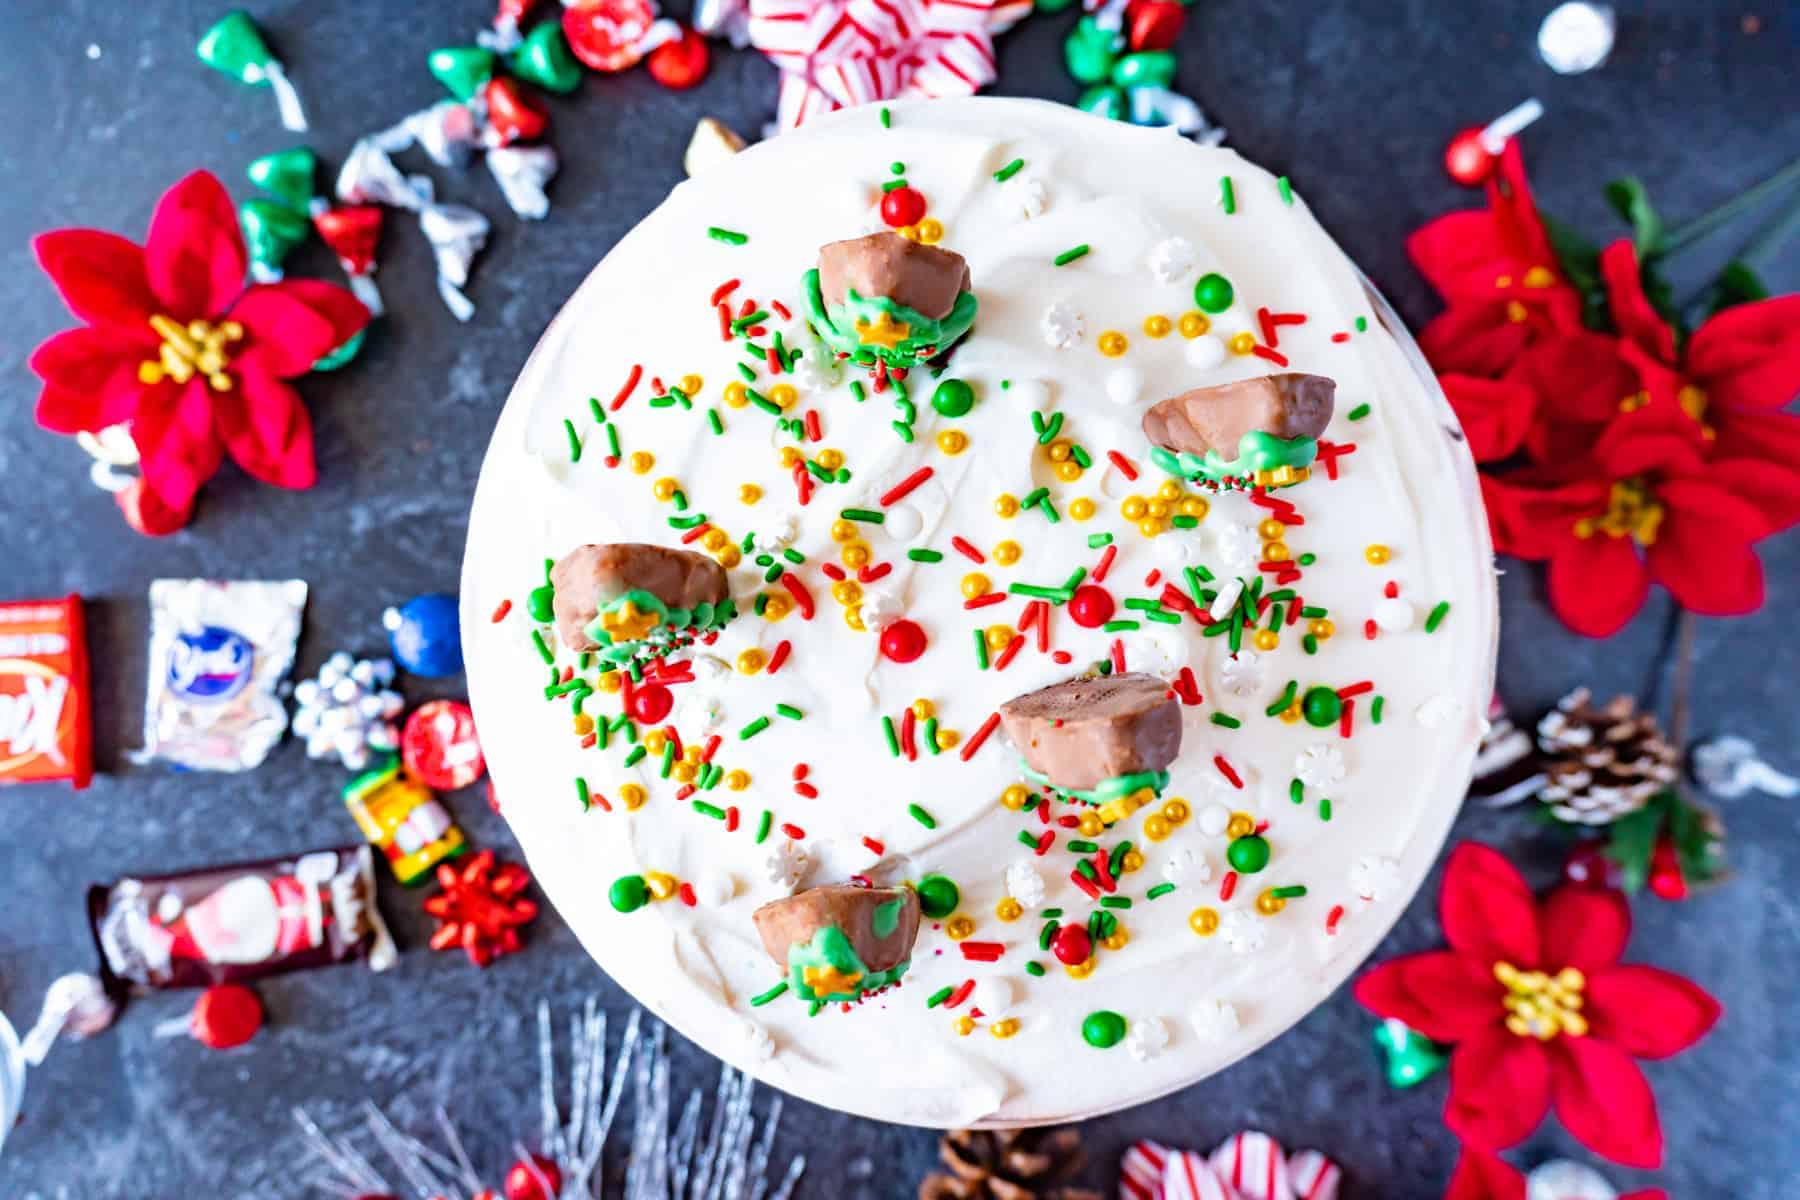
464, 97, 1496, 1126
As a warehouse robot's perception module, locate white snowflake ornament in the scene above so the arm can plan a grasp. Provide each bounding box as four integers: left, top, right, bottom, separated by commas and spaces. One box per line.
761, 839, 808, 892
1219, 650, 1265, 697
1161, 845, 1212, 888
1005, 860, 1046, 908
1349, 855, 1403, 903
1124, 1017, 1170, 1062
1041, 302, 1085, 349
1189, 996, 1240, 1042
1148, 236, 1196, 283
1220, 910, 1267, 956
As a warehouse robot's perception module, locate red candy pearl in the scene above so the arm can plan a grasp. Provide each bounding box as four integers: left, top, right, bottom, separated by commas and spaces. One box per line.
190, 984, 263, 1049
628, 682, 674, 724
1050, 924, 1092, 966
879, 618, 927, 663
1444, 127, 1496, 187
504, 1156, 563, 1200
648, 25, 710, 90
880, 186, 927, 228
1068, 585, 1116, 629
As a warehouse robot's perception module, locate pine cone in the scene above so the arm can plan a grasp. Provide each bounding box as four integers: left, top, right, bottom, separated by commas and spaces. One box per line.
917, 1128, 1103, 1200
1535, 688, 1680, 825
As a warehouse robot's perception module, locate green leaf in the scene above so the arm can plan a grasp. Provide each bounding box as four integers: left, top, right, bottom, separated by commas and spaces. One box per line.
1538, 211, 1612, 332
1705, 259, 1772, 319
1602, 795, 1666, 893
1666, 791, 1727, 884
1605, 176, 1667, 259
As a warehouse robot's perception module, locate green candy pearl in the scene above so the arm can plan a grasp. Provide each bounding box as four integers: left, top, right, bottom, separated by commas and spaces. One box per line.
609, 874, 649, 913
931, 378, 975, 419
311, 329, 365, 373
1301, 685, 1342, 728
427, 46, 496, 102
1064, 16, 1121, 85
1110, 51, 1177, 89
1226, 833, 1270, 874
1081, 1010, 1127, 1049
1076, 84, 1128, 122
917, 873, 960, 920
246, 146, 317, 209
239, 198, 308, 270
1373, 1018, 1448, 1088
196, 10, 275, 82
510, 22, 582, 95
1194, 272, 1235, 313
527, 583, 557, 623
1035, 0, 1078, 11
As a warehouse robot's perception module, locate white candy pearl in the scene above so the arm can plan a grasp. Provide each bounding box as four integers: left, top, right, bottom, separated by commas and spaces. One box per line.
1185, 334, 1226, 370
969, 977, 1015, 1019
882, 503, 923, 542
1198, 802, 1231, 837
1373, 596, 1414, 632
1104, 366, 1143, 407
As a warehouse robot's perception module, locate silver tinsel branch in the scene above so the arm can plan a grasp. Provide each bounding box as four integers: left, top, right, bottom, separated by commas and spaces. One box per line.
293, 1000, 805, 1200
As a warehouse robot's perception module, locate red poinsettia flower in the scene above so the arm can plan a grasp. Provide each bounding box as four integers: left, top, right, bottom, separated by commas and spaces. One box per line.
1408, 141, 1586, 379
1444, 1147, 1665, 1200
1355, 843, 1719, 1169
1480, 402, 1800, 635
28, 171, 367, 533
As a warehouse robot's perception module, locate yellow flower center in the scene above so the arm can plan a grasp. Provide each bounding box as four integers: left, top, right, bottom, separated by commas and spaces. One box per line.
1495, 961, 1588, 1040
1572, 477, 1664, 546
137, 314, 242, 391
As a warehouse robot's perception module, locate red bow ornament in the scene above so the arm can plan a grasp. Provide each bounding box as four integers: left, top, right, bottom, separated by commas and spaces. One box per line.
28, 171, 368, 534
1354, 843, 1719, 1169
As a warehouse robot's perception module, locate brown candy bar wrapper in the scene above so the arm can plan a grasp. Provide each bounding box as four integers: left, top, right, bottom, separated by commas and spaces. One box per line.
817, 232, 971, 322
1142, 372, 1336, 460
753, 884, 920, 975
551, 542, 731, 652
999, 671, 1182, 792
88, 844, 396, 992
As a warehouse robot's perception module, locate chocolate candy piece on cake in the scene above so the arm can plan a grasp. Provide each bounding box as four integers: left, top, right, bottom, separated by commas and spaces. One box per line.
1142, 372, 1336, 490
753, 883, 921, 1005
549, 542, 733, 655
802, 232, 977, 369
999, 672, 1182, 807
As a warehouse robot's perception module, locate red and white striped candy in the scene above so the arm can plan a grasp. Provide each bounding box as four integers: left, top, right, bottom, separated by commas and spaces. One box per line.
1286, 1150, 1340, 1200
1162, 1150, 1242, 1200
1119, 1139, 1170, 1200
1208, 1132, 1294, 1200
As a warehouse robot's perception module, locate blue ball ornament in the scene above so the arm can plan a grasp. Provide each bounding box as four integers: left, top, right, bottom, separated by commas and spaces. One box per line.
383, 593, 464, 677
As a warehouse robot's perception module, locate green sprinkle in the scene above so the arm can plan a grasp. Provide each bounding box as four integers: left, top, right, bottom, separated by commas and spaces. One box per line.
1320, 797, 1333, 820
927, 985, 954, 1008
707, 408, 724, 435
1219, 175, 1236, 214
1025, 961, 1046, 977
1089, 532, 1114, 549
661, 740, 676, 778
1021, 486, 1049, 508
1067, 839, 1099, 854
841, 507, 884, 524
755, 810, 773, 843
1277, 175, 1294, 205
1302, 633, 1319, 655
1018, 830, 1042, 850
575, 778, 591, 811
604, 425, 621, 460
1101, 895, 1132, 909
880, 179, 908, 193
748, 389, 782, 416
805, 459, 831, 482
891, 421, 915, 443
692, 799, 727, 820
1171, 515, 1199, 529
1010, 582, 1070, 601
775, 703, 803, 720
908, 803, 937, 829
732, 309, 770, 333
1039, 920, 1058, 950
736, 361, 757, 383
1266, 680, 1298, 717
588, 397, 606, 423
1070, 444, 1093, 469
782, 547, 805, 564
1101, 619, 1141, 632
1053, 244, 1090, 267
669, 512, 707, 529
544, 677, 587, 699
563, 418, 582, 461
1075, 860, 1098, 882
622, 745, 647, 768
883, 715, 900, 756
1425, 601, 1451, 633
879, 106, 891, 128
923, 715, 940, 755
1348, 403, 1371, 421
1146, 882, 1175, 899
1038, 497, 1060, 523
1355, 316, 1368, 332
707, 225, 748, 245
1143, 608, 1179, 624
751, 980, 789, 1006
1371, 696, 1386, 724
909, 548, 944, 563
1271, 884, 1308, 899
529, 629, 554, 665
848, 380, 866, 403
1041, 908, 1064, 918
993, 157, 1025, 182
1210, 713, 1242, 728
1290, 778, 1304, 804
1108, 840, 1131, 876
973, 628, 989, 669
739, 715, 771, 739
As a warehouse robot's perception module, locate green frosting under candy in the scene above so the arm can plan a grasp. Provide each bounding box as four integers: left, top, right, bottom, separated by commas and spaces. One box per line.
1150, 429, 1320, 488
582, 587, 737, 665
786, 924, 911, 1005
801, 268, 977, 369
1017, 763, 1169, 807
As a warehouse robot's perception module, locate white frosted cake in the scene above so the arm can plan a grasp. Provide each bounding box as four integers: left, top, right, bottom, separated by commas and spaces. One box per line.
463, 97, 1497, 1127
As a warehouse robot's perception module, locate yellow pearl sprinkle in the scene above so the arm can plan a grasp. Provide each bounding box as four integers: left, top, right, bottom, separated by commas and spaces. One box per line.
1101, 927, 1130, 951
1178, 311, 1210, 339
1280, 700, 1303, 724
1155, 479, 1183, 502
768, 383, 798, 410
715, 545, 741, 568
984, 625, 1014, 651
898, 224, 921, 242
1120, 496, 1148, 521
992, 541, 1021, 566
1143, 314, 1172, 338
910, 698, 935, 720
1365, 543, 1391, 564
1256, 889, 1286, 916
1000, 784, 1032, 811
1309, 618, 1335, 640
1065, 957, 1095, 979
1189, 907, 1220, 936
989, 1017, 1021, 1039
952, 1014, 976, 1036
678, 374, 703, 396
723, 381, 749, 409
620, 783, 647, 811
736, 648, 766, 675
643, 870, 679, 900
961, 572, 991, 599
1258, 518, 1287, 541
701, 529, 729, 552
1143, 815, 1171, 841
762, 593, 794, 621
843, 606, 866, 631
828, 518, 856, 544
1077, 811, 1105, 837
1097, 330, 1129, 357
831, 580, 863, 606
725, 769, 751, 791
1226, 813, 1256, 839
945, 915, 975, 940
643, 731, 667, 755
1253, 629, 1280, 651
1228, 331, 1257, 355
816, 448, 845, 471
1121, 850, 1143, 873
1137, 518, 1164, 539
1162, 798, 1190, 824
628, 451, 655, 474
778, 446, 803, 468
1263, 541, 1290, 562
573, 713, 595, 736
935, 727, 960, 750
1145, 499, 1170, 519
917, 218, 944, 244
996, 897, 1023, 922
683, 744, 704, 763
1047, 439, 1073, 464
738, 482, 762, 504
1069, 497, 1096, 521
1054, 460, 1083, 483
937, 429, 968, 455
1179, 496, 1209, 519
597, 671, 623, 694
673, 761, 698, 784
651, 477, 680, 501
841, 542, 871, 569
994, 493, 1020, 518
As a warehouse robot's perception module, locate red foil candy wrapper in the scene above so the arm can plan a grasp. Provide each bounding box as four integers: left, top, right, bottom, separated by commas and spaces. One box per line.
88, 845, 397, 992
401, 699, 486, 791
0, 596, 93, 788
564, 0, 659, 71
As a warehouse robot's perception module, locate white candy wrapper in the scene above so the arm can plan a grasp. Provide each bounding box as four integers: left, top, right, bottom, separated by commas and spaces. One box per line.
486, 143, 560, 220
133, 579, 307, 771
338, 139, 492, 321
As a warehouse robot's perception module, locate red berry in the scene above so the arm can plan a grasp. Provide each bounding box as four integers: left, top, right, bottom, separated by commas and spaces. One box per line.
1648, 837, 1689, 901
1050, 923, 1092, 966
880, 186, 927, 228
1561, 839, 1623, 891
628, 682, 674, 724
190, 984, 263, 1049
504, 1156, 563, 1200
1444, 127, 1496, 187
1068, 585, 1116, 629
648, 24, 710, 90
879, 618, 927, 663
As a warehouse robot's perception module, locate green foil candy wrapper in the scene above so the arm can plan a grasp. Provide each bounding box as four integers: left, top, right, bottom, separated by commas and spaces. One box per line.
196, 10, 308, 131
239, 198, 309, 283
245, 146, 317, 210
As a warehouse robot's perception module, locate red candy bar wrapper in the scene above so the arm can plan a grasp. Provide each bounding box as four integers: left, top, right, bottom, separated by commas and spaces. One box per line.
88, 845, 397, 992
0, 596, 93, 788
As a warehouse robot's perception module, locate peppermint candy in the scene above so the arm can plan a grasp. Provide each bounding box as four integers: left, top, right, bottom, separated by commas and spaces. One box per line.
1119, 1132, 1340, 1200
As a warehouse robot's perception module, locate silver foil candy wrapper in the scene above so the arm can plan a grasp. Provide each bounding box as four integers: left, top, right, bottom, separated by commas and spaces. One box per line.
694, 0, 752, 47
133, 579, 307, 772
338, 138, 493, 321
487, 143, 559, 221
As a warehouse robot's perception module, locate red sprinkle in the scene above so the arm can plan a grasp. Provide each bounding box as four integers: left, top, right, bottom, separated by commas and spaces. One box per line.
738, 297, 756, 318
490, 599, 512, 622
1326, 904, 1345, 935
680, 522, 712, 544
1093, 848, 1115, 893
900, 707, 918, 761
779, 573, 815, 619
821, 562, 847, 582
766, 640, 791, 675
610, 364, 643, 410
993, 634, 1025, 671
1052, 650, 1073, 664
767, 346, 782, 374
1106, 450, 1139, 480
1331, 331, 1351, 343
1175, 667, 1202, 705
945, 979, 976, 1008
1034, 605, 1050, 653
675, 784, 696, 800
1037, 797, 1051, 825
579, 732, 597, 749
1220, 871, 1238, 901
716, 302, 732, 340
959, 711, 1001, 762
589, 790, 611, 812
1364, 618, 1379, 640
1340, 697, 1356, 739
709, 278, 739, 306
859, 562, 892, 584
804, 409, 822, 442
770, 299, 792, 321
1056, 814, 1080, 829
963, 592, 1007, 611
794, 782, 819, 799
701, 734, 722, 762
1385, 580, 1400, 598
1110, 639, 1126, 674
863, 836, 885, 855
725, 806, 739, 832
793, 763, 809, 780
880, 465, 934, 506
678, 882, 697, 907
1070, 871, 1101, 900
781, 823, 806, 840
959, 941, 1005, 962
1143, 569, 1162, 588
1251, 344, 1290, 367
1214, 755, 1244, 789
1314, 439, 1356, 480
951, 536, 985, 563
1337, 681, 1375, 699
1034, 829, 1055, 856
1092, 544, 1117, 583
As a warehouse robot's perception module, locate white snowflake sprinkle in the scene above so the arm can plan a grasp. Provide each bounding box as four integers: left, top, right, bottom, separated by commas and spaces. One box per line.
1189, 996, 1240, 1042
1004, 174, 1048, 219
1148, 235, 1197, 283
761, 839, 808, 892
1350, 855, 1403, 903
1219, 650, 1266, 698
1416, 693, 1464, 729
1004, 860, 1046, 908
789, 335, 842, 393
1221, 910, 1267, 955
1041, 302, 1085, 350
1212, 524, 1261, 572
1294, 742, 1347, 790
740, 1018, 775, 1062
1125, 1016, 1170, 1062
1161, 845, 1212, 888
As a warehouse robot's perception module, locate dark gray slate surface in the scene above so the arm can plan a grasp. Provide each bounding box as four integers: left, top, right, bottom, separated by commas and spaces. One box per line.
1, 1, 1796, 1196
